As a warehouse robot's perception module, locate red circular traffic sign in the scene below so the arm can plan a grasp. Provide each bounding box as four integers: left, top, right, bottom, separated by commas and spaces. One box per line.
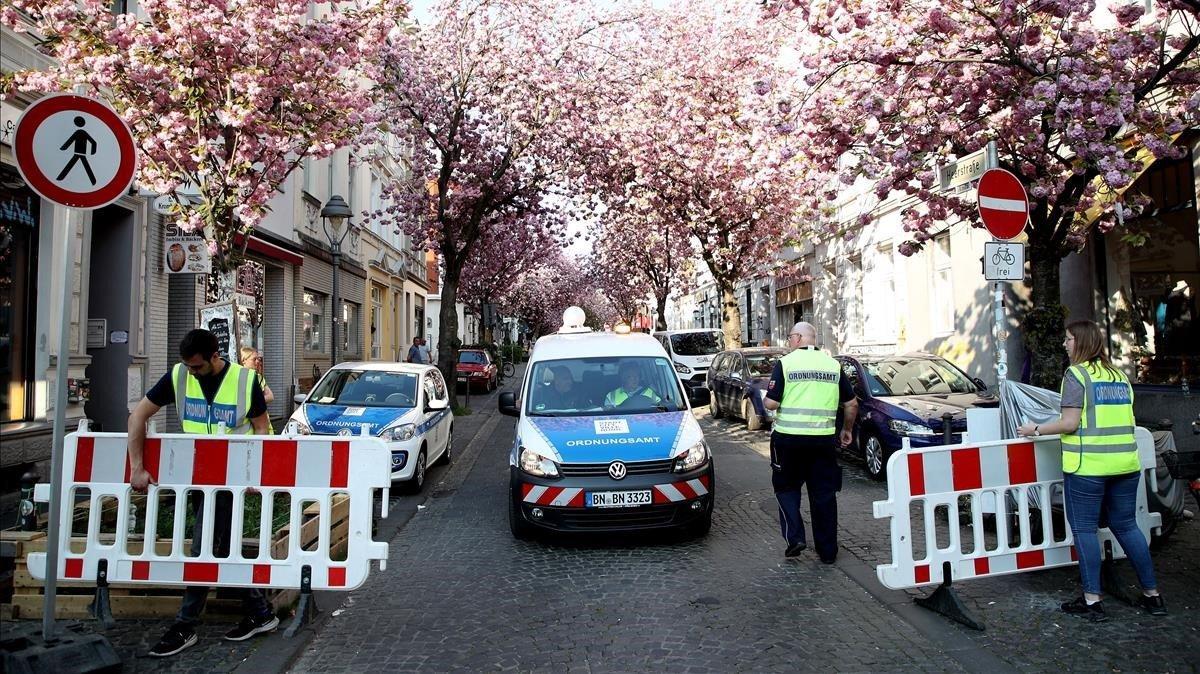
976, 168, 1028, 241
14, 94, 137, 210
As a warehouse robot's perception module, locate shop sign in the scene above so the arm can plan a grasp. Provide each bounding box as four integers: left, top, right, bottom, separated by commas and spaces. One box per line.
164, 220, 211, 274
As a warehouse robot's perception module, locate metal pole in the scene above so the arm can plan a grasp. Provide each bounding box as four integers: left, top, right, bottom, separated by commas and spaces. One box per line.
331, 246, 340, 367
44, 207, 81, 640
984, 139, 1007, 385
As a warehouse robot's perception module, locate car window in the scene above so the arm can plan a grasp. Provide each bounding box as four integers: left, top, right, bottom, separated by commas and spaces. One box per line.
710, 354, 726, 375
862, 357, 977, 396
730, 355, 745, 377
310, 370, 418, 407
526, 356, 686, 416
746, 354, 780, 377
430, 370, 447, 400
669, 332, 724, 356
458, 351, 487, 364
422, 373, 438, 405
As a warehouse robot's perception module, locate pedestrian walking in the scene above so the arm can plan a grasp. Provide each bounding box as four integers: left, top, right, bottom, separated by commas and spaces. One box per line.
407, 336, 425, 363
418, 337, 432, 364
762, 322, 857, 562
1017, 320, 1166, 622
126, 329, 278, 657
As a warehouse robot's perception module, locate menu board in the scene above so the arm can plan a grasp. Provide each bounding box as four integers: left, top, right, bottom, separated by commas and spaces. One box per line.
199, 302, 240, 363
164, 220, 211, 275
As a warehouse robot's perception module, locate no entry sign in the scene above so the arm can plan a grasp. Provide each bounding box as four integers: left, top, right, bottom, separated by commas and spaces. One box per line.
14, 94, 137, 210
976, 168, 1028, 241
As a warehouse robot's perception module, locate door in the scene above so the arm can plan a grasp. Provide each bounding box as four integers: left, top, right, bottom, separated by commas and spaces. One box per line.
423, 370, 449, 457
708, 354, 727, 397
724, 355, 744, 411
84, 204, 135, 432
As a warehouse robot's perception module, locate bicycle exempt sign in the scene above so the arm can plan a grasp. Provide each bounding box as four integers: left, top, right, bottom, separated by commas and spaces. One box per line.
983, 241, 1025, 281
13, 93, 137, 209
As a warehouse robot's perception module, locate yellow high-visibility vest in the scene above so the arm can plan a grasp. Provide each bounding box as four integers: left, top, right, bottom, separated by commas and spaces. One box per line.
605, 386, 662, 407
1060, 363, 1139, 476
173, 362, 256, 435
774, 348, 840, 436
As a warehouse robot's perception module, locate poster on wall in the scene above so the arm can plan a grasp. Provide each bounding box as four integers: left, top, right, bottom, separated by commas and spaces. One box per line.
199, 301, 240, 364
163, 220, 211, 274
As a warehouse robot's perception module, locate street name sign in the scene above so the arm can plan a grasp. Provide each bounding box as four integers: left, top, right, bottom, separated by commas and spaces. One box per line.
938, 147, 987, 192
976, 168, 1028, 241
983, 241, 1025, 281
14, 93, 136, 210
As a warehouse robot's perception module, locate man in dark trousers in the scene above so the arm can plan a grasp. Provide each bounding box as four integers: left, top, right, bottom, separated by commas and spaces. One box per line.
126, 329, 275, 657
762, 322, 857, 563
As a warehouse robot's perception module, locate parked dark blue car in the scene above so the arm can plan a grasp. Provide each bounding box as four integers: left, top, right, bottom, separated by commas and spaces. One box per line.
836, 353, 999, 480
706, 347, 789, 431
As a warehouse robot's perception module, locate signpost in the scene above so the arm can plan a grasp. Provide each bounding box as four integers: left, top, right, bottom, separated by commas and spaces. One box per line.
976, 165, 1029, 383
14, 93, 136, 647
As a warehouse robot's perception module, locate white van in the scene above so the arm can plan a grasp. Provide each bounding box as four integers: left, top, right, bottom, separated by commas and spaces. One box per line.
499, 309, 714, 539
652, 329, 725, 403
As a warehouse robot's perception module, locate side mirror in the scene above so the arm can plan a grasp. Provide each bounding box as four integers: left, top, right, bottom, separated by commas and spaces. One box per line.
428, 397, 448, 411
293, 394, 307, 405
972, 377, 988, 391
498, 391, 520, 417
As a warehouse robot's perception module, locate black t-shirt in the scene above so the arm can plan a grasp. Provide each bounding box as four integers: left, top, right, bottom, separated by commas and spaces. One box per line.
146, 361, 268, 419
765, 348, 855, 405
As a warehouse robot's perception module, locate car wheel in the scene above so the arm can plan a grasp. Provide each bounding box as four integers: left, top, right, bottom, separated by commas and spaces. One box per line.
743, 398, 764, 431
862, 432, 888, 481
407, 447, 428, 493
438, 427, 453, 465
711, 392, 724, 419
508, 487, 535, 540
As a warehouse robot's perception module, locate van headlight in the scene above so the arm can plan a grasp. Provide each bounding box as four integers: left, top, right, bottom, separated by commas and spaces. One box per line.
673, 441, 709, 473
674, 362, 692, 375
519, 446, 560, 478
382, 424, 417, 442
889, 420, 935, 437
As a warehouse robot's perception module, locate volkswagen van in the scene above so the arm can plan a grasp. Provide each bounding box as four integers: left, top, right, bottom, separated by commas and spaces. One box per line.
499, 308, 714, 539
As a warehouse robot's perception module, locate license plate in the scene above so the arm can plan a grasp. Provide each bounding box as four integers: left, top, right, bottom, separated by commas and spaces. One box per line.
456, 376, 467, 383
586, 490, 653, 508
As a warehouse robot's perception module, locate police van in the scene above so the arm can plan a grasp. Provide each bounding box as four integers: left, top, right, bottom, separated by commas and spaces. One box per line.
499, 308, 714, 539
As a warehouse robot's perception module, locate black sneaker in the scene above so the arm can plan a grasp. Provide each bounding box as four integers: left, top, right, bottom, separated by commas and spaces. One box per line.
1139, 594, 1167, 616
785, 542, 807, 557
1061, 596, 1108, 623
223, 613, 280, 641
149, 624, 198, 658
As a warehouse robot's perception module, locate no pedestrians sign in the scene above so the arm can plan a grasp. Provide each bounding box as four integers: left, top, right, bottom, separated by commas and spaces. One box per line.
14, 94, 137, 210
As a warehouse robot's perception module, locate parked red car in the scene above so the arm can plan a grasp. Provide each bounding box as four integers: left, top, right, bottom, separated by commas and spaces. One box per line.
456, 349, 499, 392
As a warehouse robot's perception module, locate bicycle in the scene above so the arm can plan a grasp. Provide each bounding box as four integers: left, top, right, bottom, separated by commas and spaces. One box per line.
991, 249, 1016, 266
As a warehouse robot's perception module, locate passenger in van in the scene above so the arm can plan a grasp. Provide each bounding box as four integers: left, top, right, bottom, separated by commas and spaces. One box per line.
603, 361, 662, 408
540, 365, 583, 410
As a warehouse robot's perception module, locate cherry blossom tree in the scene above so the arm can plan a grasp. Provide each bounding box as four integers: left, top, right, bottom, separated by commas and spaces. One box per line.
499, 251, 592, 337
779, 0, 1199, 387
371, 0, 630, 402
2, 0, 405, 272
588, 0, 805, 348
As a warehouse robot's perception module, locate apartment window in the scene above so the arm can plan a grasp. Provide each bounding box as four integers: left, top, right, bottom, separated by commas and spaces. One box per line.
864, 245, 896, 341
931, 234, 954, 334
843, 257, 864, 340
370, 286, 383, 359
343, 301, 361, 355
301, 289, 325, 352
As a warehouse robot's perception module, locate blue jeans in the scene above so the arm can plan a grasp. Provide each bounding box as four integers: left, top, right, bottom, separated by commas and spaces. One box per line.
176, 491, 271, 626
1063, 472, 1157, 595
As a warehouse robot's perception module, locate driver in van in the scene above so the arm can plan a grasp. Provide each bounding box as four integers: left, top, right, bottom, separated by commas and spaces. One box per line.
604, 361, 662, 408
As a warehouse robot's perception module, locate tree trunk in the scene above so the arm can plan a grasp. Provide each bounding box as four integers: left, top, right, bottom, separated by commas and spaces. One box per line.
1026, 237, 1068, 390
655, 293, 668, 331
438, 269, 462, 409
719, 284, 742, 349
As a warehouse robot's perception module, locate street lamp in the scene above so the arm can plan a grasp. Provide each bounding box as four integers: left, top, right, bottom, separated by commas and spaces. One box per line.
321, 194, 353, 367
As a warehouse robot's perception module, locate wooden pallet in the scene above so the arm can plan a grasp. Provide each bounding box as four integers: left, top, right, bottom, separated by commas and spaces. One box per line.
1, 494, 352, 621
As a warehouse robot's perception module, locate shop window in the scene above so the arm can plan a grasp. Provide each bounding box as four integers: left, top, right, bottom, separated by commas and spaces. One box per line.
0, 166, 40, 423
301, 289, 325, 353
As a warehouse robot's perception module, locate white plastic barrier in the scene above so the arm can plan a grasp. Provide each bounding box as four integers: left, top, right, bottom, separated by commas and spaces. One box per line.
29, 421, 390, 592
873, 428, 1159, 590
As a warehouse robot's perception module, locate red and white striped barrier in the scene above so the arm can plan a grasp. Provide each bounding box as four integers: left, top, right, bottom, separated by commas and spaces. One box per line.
873, 427, 1159, 590
520, 475, 711, 507
29, 421, 390, 591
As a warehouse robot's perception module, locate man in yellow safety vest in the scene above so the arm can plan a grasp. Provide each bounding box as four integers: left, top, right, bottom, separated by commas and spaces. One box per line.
126, 329, 275, 658
762, 322, 858, 562
604, 361, 662, 408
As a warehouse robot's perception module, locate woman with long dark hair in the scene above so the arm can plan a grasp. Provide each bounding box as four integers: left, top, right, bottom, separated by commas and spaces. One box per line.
1017, 320, 1165, 622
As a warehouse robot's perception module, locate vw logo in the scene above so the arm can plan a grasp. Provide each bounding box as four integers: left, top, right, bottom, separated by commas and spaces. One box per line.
337, 428, 353, 437
608, 461, 627, 480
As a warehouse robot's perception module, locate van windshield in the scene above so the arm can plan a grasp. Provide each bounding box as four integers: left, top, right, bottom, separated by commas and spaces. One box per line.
669, 332, 723, 356
526, 356, 687, 416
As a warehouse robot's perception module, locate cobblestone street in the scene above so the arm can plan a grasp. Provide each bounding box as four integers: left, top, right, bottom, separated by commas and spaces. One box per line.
287, 401, 1199, 673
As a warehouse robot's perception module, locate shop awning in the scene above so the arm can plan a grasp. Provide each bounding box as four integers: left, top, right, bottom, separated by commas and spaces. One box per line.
233, 232, 304, 266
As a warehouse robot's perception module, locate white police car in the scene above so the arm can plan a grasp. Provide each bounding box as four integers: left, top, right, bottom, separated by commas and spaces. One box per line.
499, 308, 714, 538
288, 362, 453, 492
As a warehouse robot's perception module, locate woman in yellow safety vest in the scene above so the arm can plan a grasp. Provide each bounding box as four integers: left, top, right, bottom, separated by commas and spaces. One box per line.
1017, 320, 1165, 622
